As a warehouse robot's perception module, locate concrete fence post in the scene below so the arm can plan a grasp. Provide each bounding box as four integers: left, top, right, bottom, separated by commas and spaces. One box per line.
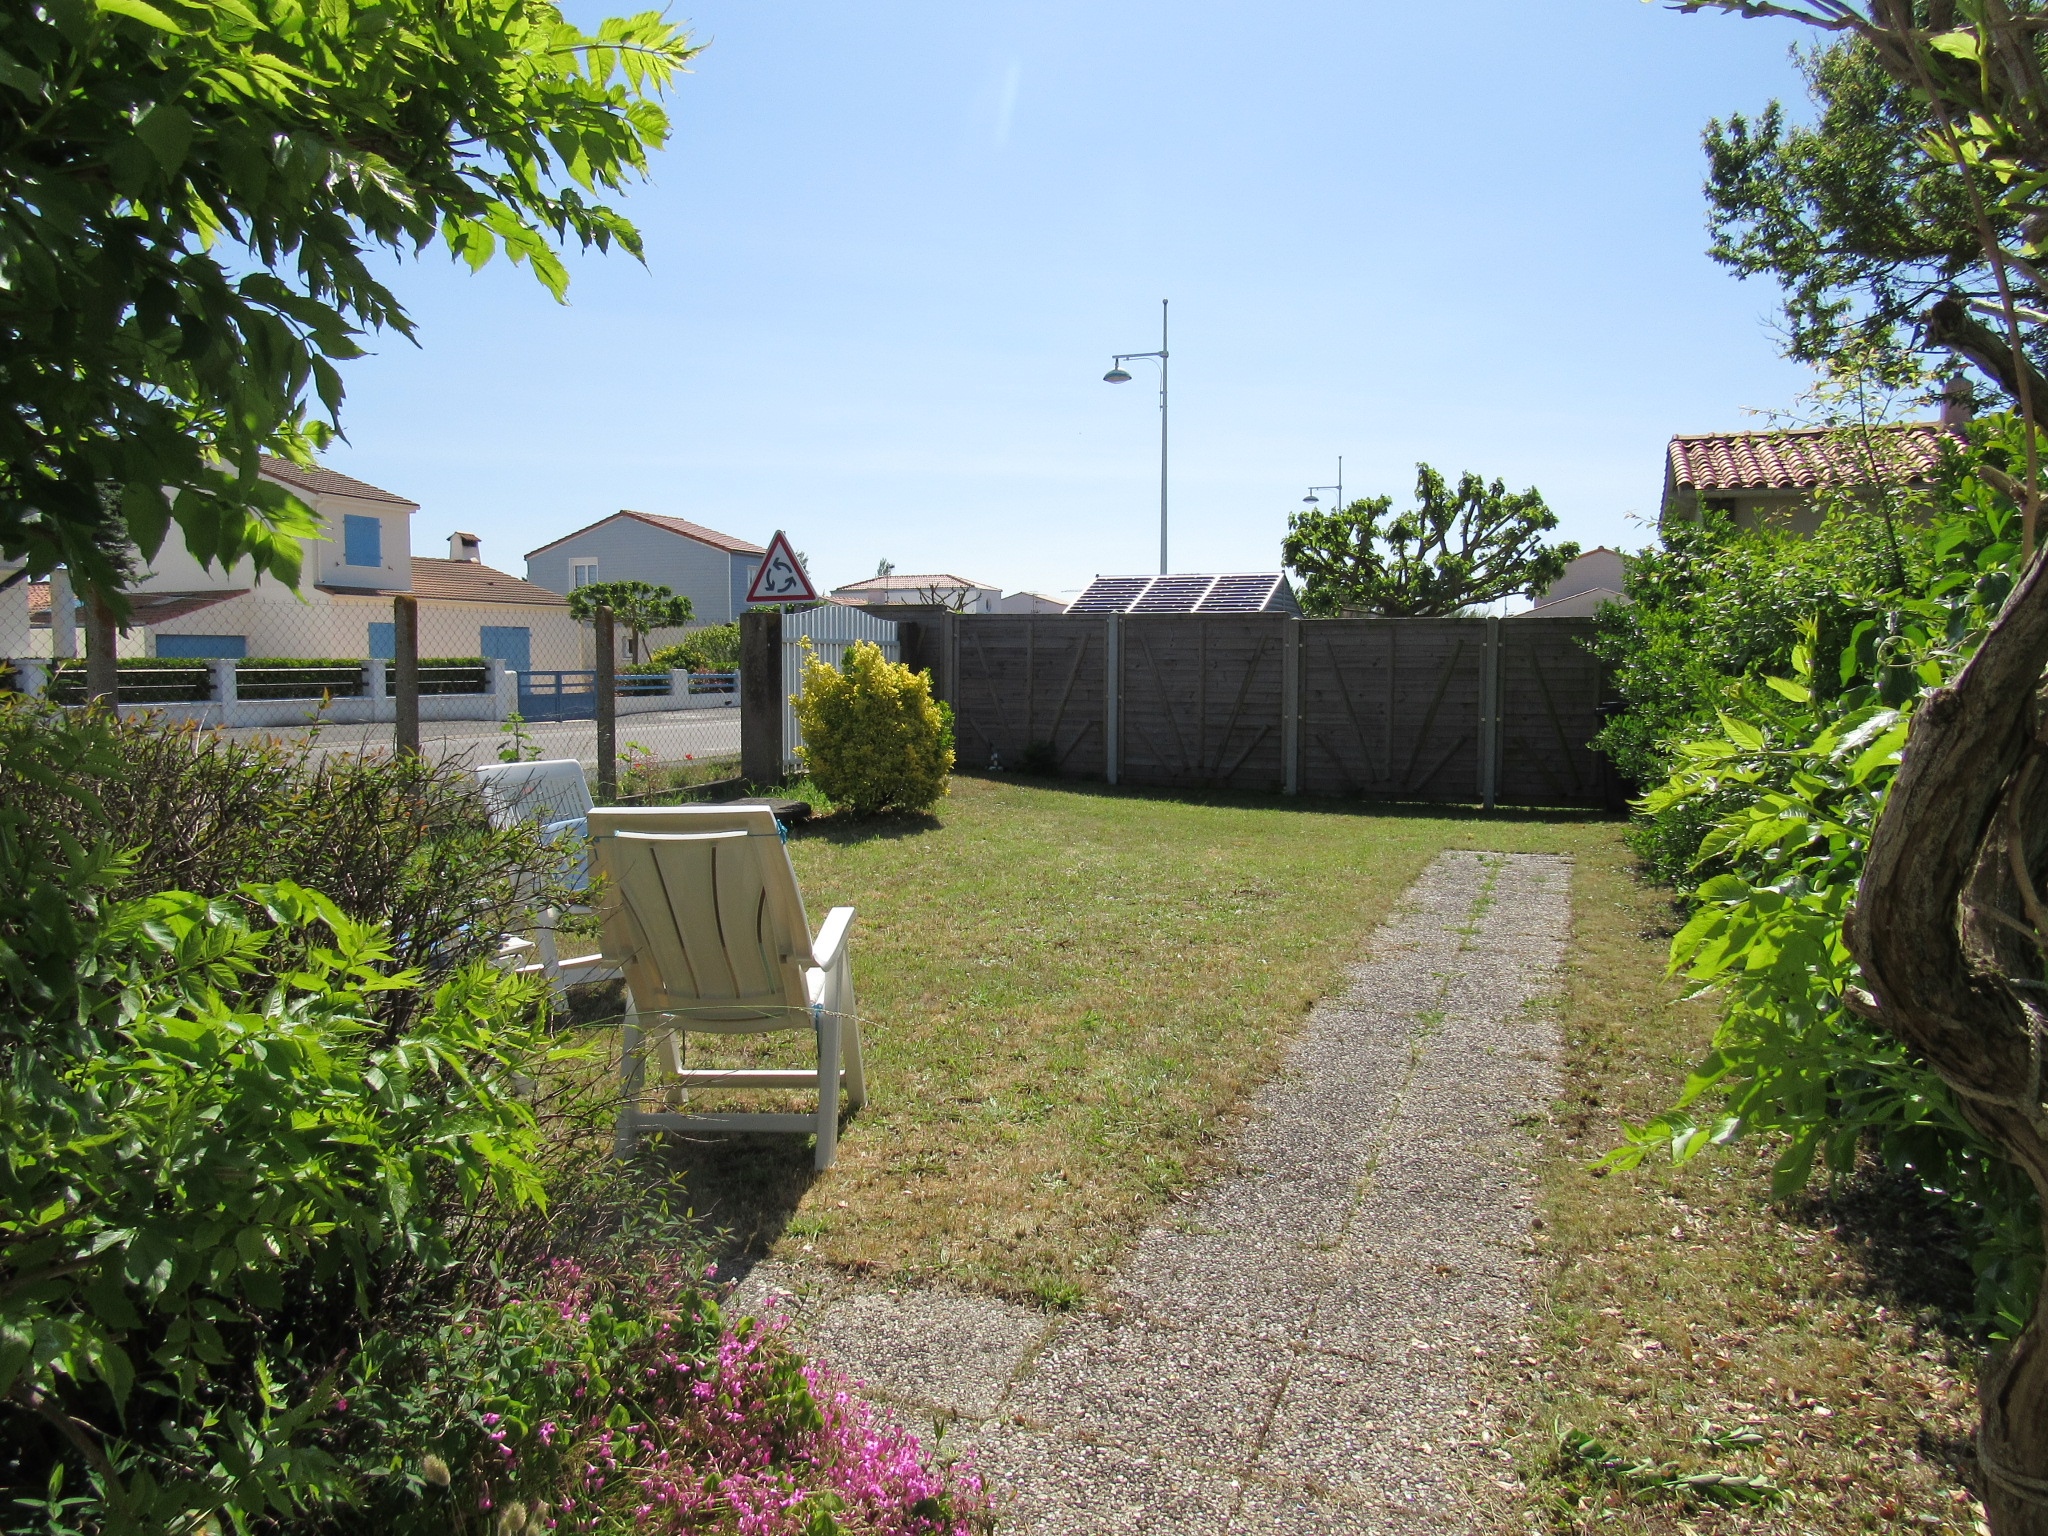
485, 657, 514, 721
739, 607, 783, 787
595, 605, 617, 801
1479, 615, 1501, 811
393, 594, 420, 757
85, 593, 118, 706
1281, 617, 1301, 796
364, 657, 389, 722
13, 658, 48, 697
1104, 614, 1122, 786
209, 658, 238, 728
670, 668, 693, 706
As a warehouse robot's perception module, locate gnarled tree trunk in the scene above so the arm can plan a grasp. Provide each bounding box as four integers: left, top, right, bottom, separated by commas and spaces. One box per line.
1849, 548, 2048, 1535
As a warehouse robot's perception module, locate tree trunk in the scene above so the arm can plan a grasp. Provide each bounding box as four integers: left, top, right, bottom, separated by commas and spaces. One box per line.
1847, 546, 2048, 1534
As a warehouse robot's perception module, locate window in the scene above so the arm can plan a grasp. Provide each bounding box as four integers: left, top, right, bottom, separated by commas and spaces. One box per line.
571, 560, 599, 589
368, 622, 394, 660
343, 514, 383, 567
479, 626, 531, 673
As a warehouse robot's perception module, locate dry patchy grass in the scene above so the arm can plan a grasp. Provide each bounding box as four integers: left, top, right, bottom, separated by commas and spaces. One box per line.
633, 775, 1614, 1304
1498, 829, 1986, 1535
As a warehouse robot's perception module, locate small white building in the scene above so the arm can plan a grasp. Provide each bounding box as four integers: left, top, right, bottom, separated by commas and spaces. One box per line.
1518, 547, 1629, 619
993, 591, 1069, 615
829, 572, 1002, 613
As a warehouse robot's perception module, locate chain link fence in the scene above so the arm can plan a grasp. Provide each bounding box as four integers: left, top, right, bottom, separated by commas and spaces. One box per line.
0, 579, 742, 794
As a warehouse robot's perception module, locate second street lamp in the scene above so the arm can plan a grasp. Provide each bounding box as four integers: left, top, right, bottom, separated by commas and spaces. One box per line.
1102, 298, 1170, 575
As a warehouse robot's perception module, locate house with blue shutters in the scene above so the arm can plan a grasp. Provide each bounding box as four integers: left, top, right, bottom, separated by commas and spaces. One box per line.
525, 511, 767, 625
19, 460, 582, 670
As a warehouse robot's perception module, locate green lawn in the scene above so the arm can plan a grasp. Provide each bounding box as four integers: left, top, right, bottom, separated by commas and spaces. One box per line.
651, 773, 1615, 1304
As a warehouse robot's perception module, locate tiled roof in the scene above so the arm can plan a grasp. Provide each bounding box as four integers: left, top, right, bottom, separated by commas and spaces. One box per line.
259, 455, 418, 507
27, 586, 246, 626
526, 510, 766, 559
406, 557, 569, 606
1667, 423, 1949, 494
26, 580, 48, 615
320, 558, 569, 606
832, 573, 993, 593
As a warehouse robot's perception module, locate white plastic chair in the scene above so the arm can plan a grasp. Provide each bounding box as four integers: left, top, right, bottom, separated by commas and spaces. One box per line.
587, 804, 865, 1169
474, 759, 608, 988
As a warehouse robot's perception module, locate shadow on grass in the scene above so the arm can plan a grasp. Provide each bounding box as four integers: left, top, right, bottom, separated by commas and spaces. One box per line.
649, 1131, 826, 1284
946, 769, 1623, 824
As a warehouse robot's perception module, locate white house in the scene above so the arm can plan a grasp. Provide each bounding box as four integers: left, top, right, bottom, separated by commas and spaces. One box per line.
18, 459, 582, 670
994, 591, 1069, 614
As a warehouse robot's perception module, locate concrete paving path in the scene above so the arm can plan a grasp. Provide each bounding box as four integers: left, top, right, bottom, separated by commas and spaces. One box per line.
732, 850, 1574, 1533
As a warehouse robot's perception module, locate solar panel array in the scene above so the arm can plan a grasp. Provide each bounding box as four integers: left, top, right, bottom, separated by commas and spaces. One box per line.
1068, 573, 1297, 615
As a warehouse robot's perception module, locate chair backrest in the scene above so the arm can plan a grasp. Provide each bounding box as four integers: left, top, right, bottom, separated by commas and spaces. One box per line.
590, 825, 816, 1030
475, 759, 595, 831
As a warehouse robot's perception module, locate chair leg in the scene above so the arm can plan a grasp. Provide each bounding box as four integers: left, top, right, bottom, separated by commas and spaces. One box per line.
839, 974, 867, 1112
814, 1008, 842, 1170
613, 1005, 645, 1159
536, 906, 562, 982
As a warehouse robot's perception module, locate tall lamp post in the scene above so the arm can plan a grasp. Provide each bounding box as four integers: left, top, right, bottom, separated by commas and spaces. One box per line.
1302, 457, 1344, 511
1103, 298, 1170, 575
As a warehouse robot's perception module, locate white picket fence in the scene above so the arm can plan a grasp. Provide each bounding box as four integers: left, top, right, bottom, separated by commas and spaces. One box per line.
781, 605, 899, 772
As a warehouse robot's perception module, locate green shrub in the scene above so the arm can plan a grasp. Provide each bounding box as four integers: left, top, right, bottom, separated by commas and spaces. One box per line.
0, 716, 554, 1530
1607, 417, 2043, 1333
790, 640, 953, 815
649, 621, 740, 675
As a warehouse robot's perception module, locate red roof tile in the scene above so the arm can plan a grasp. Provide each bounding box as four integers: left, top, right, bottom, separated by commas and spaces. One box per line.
1667, 423, 1950, 494
526, 510, 766, 560
397, 557, 568, 606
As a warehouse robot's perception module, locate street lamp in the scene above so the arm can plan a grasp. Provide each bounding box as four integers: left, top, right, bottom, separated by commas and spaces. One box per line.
1102, 299, 1169, 575
1302, 457, 1343, 509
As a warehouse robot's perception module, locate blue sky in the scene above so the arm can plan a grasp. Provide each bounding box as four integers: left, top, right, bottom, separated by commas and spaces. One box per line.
323, 1, 1824, 600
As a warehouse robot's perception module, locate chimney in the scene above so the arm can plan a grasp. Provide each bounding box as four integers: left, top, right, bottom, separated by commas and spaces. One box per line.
449, 531, 481, 562
1941, 375, 1976, 430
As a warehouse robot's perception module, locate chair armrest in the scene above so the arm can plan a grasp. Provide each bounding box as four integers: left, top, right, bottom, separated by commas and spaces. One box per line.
812, 906, 856, 972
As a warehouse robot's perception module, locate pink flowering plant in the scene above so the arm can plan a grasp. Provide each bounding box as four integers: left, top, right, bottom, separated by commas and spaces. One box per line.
337, 1259, 993, 1535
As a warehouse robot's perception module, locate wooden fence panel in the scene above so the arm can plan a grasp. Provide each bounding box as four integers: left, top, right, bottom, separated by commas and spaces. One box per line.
948, 616, 1107, 779
1117, 615, 1289, 792
938, 612, 1608, 807
1300, 618, 1487, 802
1496, 618, 1606, 807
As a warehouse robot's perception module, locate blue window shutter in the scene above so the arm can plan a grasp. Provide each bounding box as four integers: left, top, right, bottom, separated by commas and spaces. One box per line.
343, 514, 382, 567
368, 622, 395, 659
479, 626, 531, 673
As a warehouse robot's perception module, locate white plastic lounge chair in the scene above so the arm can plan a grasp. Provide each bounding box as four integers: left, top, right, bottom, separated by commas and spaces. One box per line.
474, 759, 609, 988
587, 804, 865, 1170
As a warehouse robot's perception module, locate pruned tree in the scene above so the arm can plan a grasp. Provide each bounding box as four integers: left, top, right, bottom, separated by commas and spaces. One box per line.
0, 0, 696, 609
1281, 463, 1577, 617
567, 580, 694, 663
1681, 5, 2048, 1528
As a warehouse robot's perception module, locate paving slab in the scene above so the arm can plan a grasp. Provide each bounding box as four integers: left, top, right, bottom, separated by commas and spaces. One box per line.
729, 849, 1573, 1531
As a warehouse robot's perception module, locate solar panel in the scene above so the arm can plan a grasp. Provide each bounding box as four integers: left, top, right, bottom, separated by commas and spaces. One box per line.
1068, 576, 1152, 613
1131, 575, 1216, 612
1068, 573, 1297, 614
1196, 574, 1282, 612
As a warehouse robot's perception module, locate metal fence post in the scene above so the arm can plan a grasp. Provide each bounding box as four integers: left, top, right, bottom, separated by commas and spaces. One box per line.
85, 593, 118, 706
1104, 614, 1121, 786
393, 594, 419, 756
739, 607, 783, 786
595, 604, 617, 801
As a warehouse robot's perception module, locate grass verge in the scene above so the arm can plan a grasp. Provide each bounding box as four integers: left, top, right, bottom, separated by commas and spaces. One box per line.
638, 774, 1615, 1306
1497, 828, 1985, 1534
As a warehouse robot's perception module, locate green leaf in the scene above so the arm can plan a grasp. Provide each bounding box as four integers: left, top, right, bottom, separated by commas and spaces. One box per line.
1762, 675, 1810, 704
96, 0, 185, 32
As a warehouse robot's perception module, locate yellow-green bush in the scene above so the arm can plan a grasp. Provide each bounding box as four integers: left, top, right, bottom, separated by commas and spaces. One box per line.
792, 640, 954, 815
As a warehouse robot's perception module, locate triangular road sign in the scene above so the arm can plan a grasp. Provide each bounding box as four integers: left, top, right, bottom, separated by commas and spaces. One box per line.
745, 530, 818, 605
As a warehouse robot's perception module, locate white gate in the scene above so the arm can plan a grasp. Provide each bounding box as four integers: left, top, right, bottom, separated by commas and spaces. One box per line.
781, 606, 899, 772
